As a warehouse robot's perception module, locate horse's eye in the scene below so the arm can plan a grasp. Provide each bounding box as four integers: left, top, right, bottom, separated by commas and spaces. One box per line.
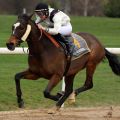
20, 26, 24, 30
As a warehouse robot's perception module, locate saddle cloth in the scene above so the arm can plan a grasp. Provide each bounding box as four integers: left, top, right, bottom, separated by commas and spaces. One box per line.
71, 33, 91, 60
43, 31, 91, 60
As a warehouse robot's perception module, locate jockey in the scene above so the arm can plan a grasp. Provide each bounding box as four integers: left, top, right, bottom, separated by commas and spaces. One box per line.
34, 2, 74, 57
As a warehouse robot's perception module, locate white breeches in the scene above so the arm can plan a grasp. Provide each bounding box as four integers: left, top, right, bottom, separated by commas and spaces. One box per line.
58, 23, 72, 36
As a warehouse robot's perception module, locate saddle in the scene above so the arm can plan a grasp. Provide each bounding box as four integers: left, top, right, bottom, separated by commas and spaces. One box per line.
43, 31, 91, 60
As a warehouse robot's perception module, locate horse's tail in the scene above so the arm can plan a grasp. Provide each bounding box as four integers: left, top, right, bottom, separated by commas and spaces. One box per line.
105, 48, 120, 76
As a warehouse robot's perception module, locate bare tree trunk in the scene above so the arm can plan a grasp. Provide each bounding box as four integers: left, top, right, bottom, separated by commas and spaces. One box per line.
84, 0, 89, 16
15, 0, 23, 14
65, 0, 71, 13
60, 0, 71, 13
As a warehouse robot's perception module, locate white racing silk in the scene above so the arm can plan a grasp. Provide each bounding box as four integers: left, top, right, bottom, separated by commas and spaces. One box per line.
35, 8, 72, 35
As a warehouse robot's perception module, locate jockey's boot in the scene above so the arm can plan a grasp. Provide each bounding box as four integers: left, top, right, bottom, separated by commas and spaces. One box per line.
53, 34, 74, 58
64, 35, 75, 58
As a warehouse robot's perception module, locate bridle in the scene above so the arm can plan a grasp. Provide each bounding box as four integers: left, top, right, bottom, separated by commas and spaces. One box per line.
38, 28, 43, 41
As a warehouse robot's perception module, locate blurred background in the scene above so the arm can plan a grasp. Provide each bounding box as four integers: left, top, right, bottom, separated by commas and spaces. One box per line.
0, 0, 120, 17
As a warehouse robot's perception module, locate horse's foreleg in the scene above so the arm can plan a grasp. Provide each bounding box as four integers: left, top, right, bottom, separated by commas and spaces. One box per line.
43, 74, 61, 101
56, 75, 75, 108
75, 63, 96, 96
15, 72, 24, 108
15, 70, 39, 108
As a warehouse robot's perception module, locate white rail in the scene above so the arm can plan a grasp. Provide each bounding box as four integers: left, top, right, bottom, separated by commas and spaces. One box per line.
106, 48, 120, 54
0, 47, 120, 54
0, 47, 28, 54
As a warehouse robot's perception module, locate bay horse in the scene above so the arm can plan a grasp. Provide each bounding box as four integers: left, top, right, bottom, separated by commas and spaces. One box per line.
6, 14, 120, 112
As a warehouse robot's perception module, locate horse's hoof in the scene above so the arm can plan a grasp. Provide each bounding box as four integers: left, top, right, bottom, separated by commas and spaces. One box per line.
47, 106, 60, 114
68, 99, 75, 104
18, 100, 24, 108
67, 92, 76, 105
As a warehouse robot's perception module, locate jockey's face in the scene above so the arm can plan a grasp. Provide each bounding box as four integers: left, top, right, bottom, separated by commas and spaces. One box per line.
36, 11, 48, 20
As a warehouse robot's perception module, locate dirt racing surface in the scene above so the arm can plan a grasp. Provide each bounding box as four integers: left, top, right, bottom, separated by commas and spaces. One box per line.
0, 106, 120, 120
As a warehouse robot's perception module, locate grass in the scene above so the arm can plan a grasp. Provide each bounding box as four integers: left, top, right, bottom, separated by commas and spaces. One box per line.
1, 15, 120, 47
0, 15, 16, 47
71, 16, 120, 47
0, 15, 120, 111
0, 55, 120, 111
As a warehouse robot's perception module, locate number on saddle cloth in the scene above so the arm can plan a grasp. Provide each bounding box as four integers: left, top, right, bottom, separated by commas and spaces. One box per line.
71, 33, 91, 57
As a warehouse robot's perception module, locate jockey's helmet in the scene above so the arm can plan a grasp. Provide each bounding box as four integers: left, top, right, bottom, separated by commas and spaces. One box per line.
34, 3, 49, 17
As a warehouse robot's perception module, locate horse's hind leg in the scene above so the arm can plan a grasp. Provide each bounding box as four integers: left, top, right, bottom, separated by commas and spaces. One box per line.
75, 63, 97, 96
15, 70, 39, 108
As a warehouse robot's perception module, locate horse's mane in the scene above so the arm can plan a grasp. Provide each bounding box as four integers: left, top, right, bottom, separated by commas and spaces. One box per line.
18, 14, 38, 28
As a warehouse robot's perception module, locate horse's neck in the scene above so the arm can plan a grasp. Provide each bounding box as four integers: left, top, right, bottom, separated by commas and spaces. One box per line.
27, 22, 56, 55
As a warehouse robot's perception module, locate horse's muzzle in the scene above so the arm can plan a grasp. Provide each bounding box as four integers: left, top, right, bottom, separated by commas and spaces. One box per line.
6, 43, 15, 51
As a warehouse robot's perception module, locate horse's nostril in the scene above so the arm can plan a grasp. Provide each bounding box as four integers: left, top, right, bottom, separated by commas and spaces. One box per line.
6, 43, 15, 51
6, 43, 10, 49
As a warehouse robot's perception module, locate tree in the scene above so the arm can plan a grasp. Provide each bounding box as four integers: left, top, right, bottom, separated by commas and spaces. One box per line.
0, 0, 104, 16
14, 0, 23, 14
70, 0, 103, 16
83, 0, 89, 16
104, 0, 120, 17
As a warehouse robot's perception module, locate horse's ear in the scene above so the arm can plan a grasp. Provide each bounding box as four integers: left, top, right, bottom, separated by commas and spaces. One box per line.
18, 13, 28, 19
28, 13, 34, 19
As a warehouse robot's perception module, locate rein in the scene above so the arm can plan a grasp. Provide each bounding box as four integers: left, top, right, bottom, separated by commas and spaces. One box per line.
21, 46, 29, 54
43, 30, 60, 48
38, 28, 43, 40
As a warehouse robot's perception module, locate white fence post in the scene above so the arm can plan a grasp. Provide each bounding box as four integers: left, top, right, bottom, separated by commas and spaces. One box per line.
23, 8, 27, 14
61, 76, 65, 107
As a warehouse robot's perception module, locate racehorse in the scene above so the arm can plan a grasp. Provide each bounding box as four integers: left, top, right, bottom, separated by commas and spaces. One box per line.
6, 14, 120, 113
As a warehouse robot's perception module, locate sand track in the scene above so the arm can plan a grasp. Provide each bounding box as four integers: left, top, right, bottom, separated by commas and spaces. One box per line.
0, 106, 120, 120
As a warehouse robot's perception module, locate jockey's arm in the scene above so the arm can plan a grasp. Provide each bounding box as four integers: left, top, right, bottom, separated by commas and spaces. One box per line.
46, 20, 61, 35
44, 13, 70, 35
